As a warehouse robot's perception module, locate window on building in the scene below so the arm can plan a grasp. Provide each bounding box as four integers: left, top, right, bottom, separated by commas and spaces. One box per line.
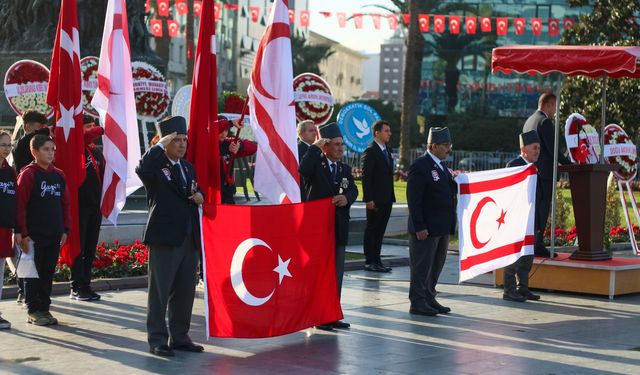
384, 57, 390, 62
392, 68, 399, 73
383, 90, 389, 94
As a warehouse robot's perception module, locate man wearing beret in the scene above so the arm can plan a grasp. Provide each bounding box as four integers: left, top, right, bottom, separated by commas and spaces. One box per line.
406, 127, 456, 316
136, 116, 204, 357
299, 122, 358, 331
523, 93, 572, 257
503, 131, 543, 302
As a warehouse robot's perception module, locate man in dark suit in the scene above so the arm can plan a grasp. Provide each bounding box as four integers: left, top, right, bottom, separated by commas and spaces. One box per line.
362, 120, 395, 273
406, 127, 456, 316
522, 93, 571, 257
136, 116, 204, 357
503, 131, 542, 302
299, 122, 358, 331
297, 120, 316, 199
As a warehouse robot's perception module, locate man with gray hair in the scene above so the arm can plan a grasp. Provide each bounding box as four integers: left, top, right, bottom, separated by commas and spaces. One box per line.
406, 127, 456, 316
297, 120, 316, 199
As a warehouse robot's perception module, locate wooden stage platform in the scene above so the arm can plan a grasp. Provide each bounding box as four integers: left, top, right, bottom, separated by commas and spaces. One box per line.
488, 253, 640, 299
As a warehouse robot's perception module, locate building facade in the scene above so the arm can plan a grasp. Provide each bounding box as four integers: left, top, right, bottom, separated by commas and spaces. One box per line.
379, 29, 406, 109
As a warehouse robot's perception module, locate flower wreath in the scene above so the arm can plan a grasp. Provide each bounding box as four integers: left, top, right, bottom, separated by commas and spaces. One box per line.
565, 113, 600, 165
131, 61, 170, 120
3, 60, 54, 118
604, 124, 638, 182
293, 73, 334, 126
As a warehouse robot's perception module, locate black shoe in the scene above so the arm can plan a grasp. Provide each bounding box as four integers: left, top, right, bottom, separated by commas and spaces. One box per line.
86, 288, 101, 301
315, 324, 334, 331
150, 345, 175, 357
428, 300, 451, 314
377, 262, 392, 272
503, 291, 527, 302
409, 305, 438, 316
364, 263, 390, 273
332, 320, 350, 329
171, 342, 204, 352
519, 290, 540, 301
70, 289, 92, 301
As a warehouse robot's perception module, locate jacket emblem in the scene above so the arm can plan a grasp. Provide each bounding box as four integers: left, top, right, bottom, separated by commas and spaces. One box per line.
431, 170, 440, 182
162, 168, 172, 181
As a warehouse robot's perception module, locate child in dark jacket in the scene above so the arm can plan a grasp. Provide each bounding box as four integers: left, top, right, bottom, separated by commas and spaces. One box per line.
14, 134, 71, 326
0, 131, 17, 329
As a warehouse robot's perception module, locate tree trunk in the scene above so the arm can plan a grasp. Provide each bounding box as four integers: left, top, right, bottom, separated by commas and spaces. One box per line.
399, 0, 425, 172
444, 66, 460, 112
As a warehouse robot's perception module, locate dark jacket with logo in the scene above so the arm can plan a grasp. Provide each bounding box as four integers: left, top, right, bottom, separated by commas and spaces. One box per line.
0, 160, 17, 229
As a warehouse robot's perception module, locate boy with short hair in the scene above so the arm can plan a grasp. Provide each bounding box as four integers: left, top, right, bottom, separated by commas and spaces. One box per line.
14, 134, 71, 326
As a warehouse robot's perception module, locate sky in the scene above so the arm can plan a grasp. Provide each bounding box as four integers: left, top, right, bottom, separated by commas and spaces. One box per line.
308, 0, 397, 55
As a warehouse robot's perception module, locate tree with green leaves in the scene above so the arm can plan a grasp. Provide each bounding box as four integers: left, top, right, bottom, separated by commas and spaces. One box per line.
290, 32, 334, 76
560, 0, 640, 140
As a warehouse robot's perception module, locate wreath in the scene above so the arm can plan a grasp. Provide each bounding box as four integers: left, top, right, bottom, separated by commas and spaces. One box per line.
131, 61, 170, 120
604, 124, 637, 182
293, 73, 334, 126
80, 56, 100, 118
3, 60, 53, 118
564, 113, 600, 165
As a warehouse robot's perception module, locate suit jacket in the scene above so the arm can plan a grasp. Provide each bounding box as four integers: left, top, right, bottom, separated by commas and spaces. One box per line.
299, 144, 358, 246
522, 110, 571, 181
297, 141, 311, 200
136, 145, 201, 248
406, 153, 457, 236
361, 142, 396, 206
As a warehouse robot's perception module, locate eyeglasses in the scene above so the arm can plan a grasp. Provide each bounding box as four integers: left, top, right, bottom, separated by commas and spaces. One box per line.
0, 143, 12, 148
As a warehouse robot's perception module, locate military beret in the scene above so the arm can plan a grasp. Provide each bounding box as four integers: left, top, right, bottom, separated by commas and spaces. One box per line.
427, 127, 451, 144
318, 122, 342, 139
519, 130, 540, 147
158, 116, 187, 137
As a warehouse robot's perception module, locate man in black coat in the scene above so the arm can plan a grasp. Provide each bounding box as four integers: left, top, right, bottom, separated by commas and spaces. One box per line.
297, 120, 316, 199
361, 120, 395, 272
522, 92, 571, 257
136, 116, 204, 357
503, 131, 542, 302
406, 127, 456, 316
299, 122, 358, 331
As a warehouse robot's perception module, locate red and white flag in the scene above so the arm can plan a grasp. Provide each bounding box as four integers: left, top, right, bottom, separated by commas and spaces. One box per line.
204, 199, 342, 337
248, 0, 301, 204
46, 0, 85, 266
449, 16, 461, 34
514, 17, 526, 35
371, 13, 381, 30
337, 12, 347, 28
480, 17, 492, 32
92, 0, 143, 224
548, 18, 560, 36
496, 17, 508, 36
418, 14, 430, 32
457, 164, 537, 282
387, 14, 398, 30
465, 17, 477, 34
353, 13, 364, 29
434, 15, 445, 33
531, 18, 542, 36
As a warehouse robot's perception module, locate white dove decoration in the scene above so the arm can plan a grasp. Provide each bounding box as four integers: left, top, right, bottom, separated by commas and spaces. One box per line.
353, 117, 370, 139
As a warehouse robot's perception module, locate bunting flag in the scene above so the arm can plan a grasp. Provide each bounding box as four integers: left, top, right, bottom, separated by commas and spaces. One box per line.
548, 18, 560, 36
402, 13, 410, 25
167, 19, 179, 37
418, 14, 430, 32
194, 1, 202, 17
496, 17, 508, 36
434, 15, 445, 33
387, 14, 398, 30
250, 6, 260, 23
288, 9, 295, 24
449, 16, 461, 34
353, 13, 364, 29
371, 13, 381, 30
531, 18, 542, 36
248, 0, 301, 204
175, 0, 187, 16
480, 17, 491, 32
337, 12, 347, 28
563, 17, 575, 29
514, 17, 526, 35
157, 0, 169, 17
299, 10, 310, 27
92, 0, 143, 224
465, 17, 477, 34
46, 0, 85, 266
150, 18, 162, 37
214, 2, 222, 20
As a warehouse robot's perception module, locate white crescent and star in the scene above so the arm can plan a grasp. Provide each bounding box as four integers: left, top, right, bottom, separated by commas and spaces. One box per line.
470, 197, 507, 249
230, 238, 292, 307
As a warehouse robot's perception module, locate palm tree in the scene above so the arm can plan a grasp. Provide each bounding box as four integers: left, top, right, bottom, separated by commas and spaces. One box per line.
290, 31, 334, 76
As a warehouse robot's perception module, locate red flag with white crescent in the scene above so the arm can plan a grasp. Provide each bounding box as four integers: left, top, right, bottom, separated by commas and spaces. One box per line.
548, 18, 560, 36
434, 15, 445, 33
387, 14, 398, 30
496, 17, 508, 36
353, 13, 364, 29
457, 164, 537, 282
531, 18, 542, 36
465, 17, 477, 34
248, 0, 301, 204
418, 14, 430, 32
449, 16, 461, 34
480, 17, 491, 33
46, 0, 85, 266
514, 17, 526, 35
371, 13, 381, 30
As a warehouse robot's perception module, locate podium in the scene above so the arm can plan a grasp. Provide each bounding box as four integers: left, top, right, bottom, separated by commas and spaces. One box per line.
559, 164, 619, 261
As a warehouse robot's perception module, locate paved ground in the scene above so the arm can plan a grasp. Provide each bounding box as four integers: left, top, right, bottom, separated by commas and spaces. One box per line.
1, 246, 640, 375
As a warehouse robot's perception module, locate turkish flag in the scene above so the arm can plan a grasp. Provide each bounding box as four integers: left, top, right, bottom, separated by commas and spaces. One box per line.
371, 13, 381, 30
214, 2, 222, 20
194, 1, 202, 17
157, 0, 169, 17
514, 17, 526, 35
167, 19, 179, 37
496, 17, 508, 36
480, 17, 491, 32
434, 15, 445, 33
465, 17, 477, 34
144, 0, 150, 13
337, 12, 346, 28
300, 10, 310, 27
457, 165, 537, 282
563, 17, 575, 30
449, 16, 460, 34
548, 18, 560, 36
249, 6, 259, 22
46, 0, 85, 266
531, 18, 542, 36
418, 14, 429, 32
175, 0, 187, 16
204, 199, 343, 338
387, 14, 398, 30
288, 9, 294, 24
353, 13, 363, 29
150, 18, 162, 37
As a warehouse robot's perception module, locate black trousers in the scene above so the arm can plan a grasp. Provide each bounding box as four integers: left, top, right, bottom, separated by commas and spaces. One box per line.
147, 236, 198, 348
409, 233, 448, 307
363, 203, 392, 265
70, 204, 102, 291
535, 178, 553, 252
24, 235, 60, 314
503, 255, 534, 293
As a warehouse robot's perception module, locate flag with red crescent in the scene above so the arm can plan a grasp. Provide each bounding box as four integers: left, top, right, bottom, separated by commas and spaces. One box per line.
457, 164, 537, 282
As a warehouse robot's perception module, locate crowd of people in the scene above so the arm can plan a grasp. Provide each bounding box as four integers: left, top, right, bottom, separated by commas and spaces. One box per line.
0, 91, 568, 357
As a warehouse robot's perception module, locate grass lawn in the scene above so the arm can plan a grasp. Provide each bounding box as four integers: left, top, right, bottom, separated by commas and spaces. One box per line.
354, 180, 407, 203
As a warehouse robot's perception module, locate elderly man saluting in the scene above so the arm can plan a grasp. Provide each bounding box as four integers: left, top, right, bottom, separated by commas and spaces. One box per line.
136, 116, 204, 357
